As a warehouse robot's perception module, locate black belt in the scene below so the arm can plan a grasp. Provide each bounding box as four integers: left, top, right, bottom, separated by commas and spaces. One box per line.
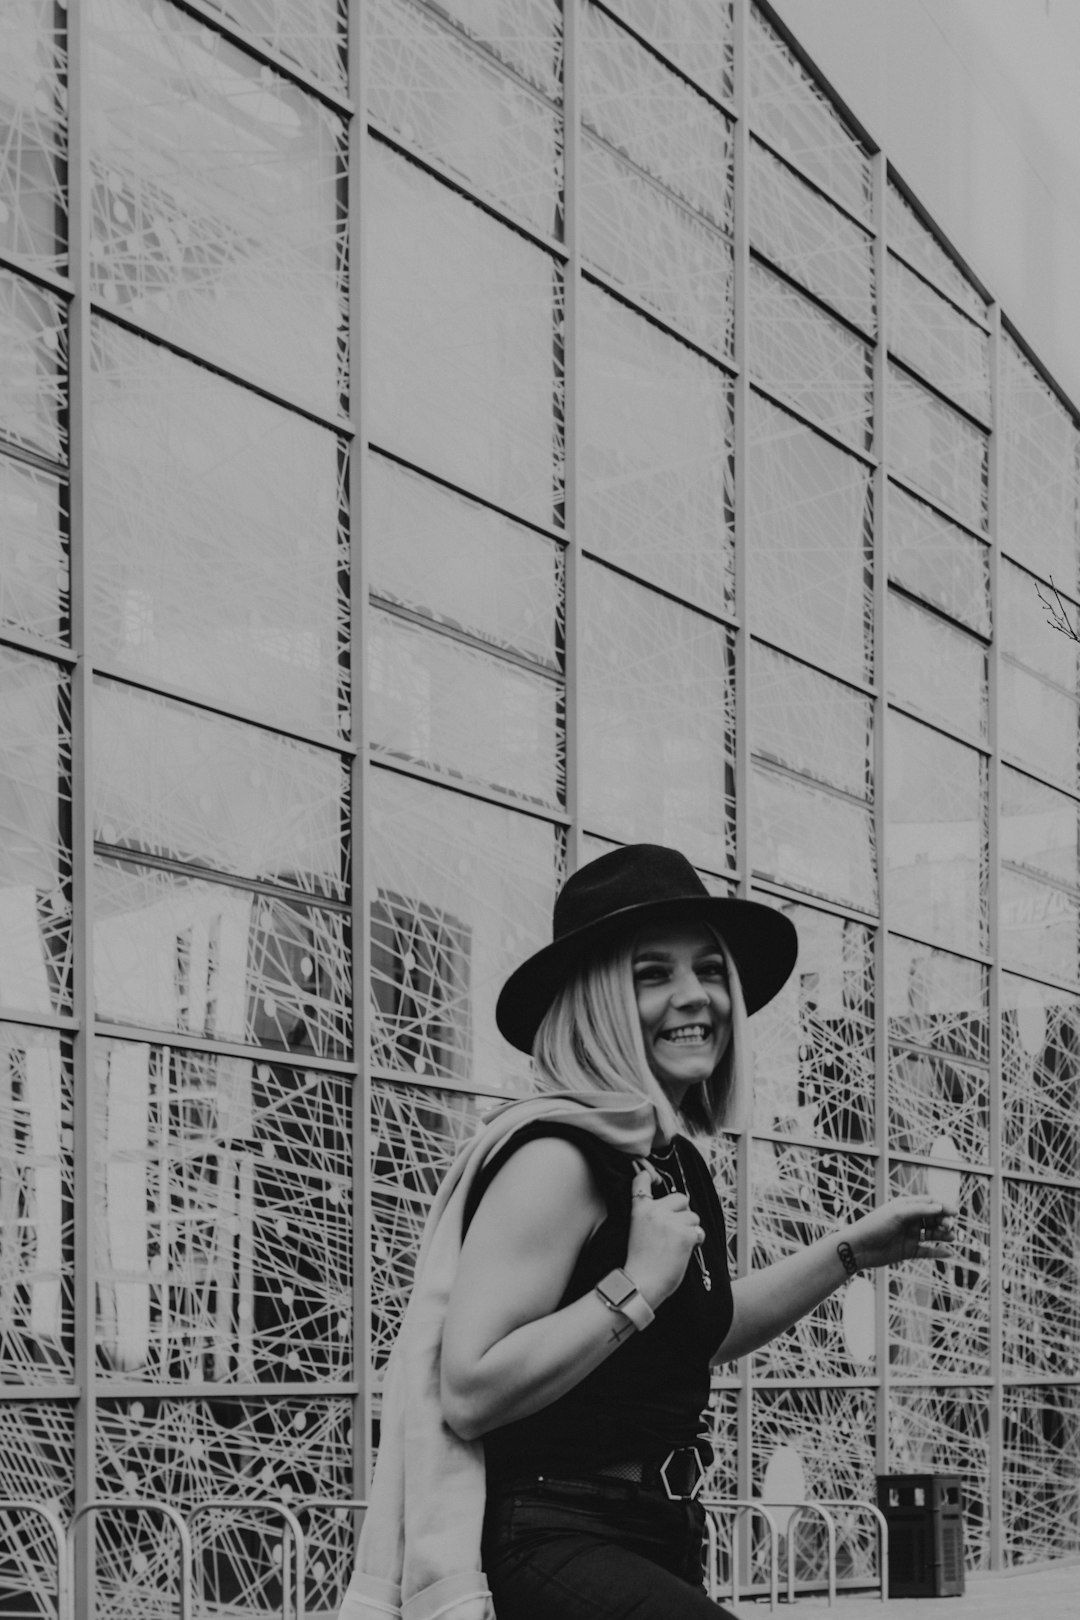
597, 1445, 705, 1500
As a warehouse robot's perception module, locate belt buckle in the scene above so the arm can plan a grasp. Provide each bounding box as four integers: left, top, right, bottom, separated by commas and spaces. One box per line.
658, 1446, 703, 1501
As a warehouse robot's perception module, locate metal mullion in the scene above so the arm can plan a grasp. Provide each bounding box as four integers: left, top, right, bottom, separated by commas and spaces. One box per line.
586, 0, 739, 121
749, 380, 878, 471
90, 303, 354, 439
986, 302, 1005, 1569
751, 0, 879, 173
885, 924, 993, 972
0, 1006, 80, 1035
92, 660, 356, 756
749, 245, 877, 347
370, 756, 571, 830
93, 843, 353, 914
369, 443, 569, 548
370, 595, 563, 683
886, 244, 994, 336
66, 0, 96, 1611
749, 876, 884, 933
165, 0, 355, 117
887, 698, 992, 761
346, 0, 373, 1505
999, 312, 1080, 428
746, 130, 876, 240
885, 165, 992, 311
887, 579, 993, 648
0, 1385, 81, 1400
558, 0, 582, 875
0, 249, 73, 298
749, 631, 877, 700
886, 469, 993, 548
580, 121, 735, 250
732, 0, 754, 1519
367, 122, 569, 263
582, 549, 739, 633
749, 752, 872, 815
101, 1379, 362, 1400
0, 437, 68, 478
93, 1022, 360, 1078
0, 629, 77, 666
886, 349, 993, 438
369, 1063, 518, 1105
581, 266, 738, 378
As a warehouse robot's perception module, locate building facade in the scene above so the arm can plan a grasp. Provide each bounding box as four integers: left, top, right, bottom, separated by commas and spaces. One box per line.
0, 0, 1078, 1611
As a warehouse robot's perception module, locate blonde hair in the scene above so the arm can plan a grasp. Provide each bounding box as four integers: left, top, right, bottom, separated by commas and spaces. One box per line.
530, 926, 748, 1138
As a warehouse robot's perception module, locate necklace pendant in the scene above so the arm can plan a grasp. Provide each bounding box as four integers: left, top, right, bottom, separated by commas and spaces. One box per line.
697, 1252, 712, 1291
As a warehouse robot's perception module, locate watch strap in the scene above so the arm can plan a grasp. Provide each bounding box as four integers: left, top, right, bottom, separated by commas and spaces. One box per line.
595, 1268, 656, 1331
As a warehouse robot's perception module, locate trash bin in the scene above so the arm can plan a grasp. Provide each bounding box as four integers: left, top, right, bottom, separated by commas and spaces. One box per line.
876, 1474, 965, 1597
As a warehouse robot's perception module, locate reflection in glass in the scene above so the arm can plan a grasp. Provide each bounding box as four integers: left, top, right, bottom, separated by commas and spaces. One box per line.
887, 482, 990, 635
1002, 1180, 1080, 1376
885, 713, 986, 956
93, 856, 350, 1058
751, 641, 871, 799
366, 140, 562, 526
749, 260, 872, 448
367, 0, 561, 238
368, 608, 563, 808
0, 0, 67, 275
88, 0, 345, 412
887, 591, 987, 743
888, 1161, 990, 1377
200, 0, 347, 91
430, 0, 562, 97
0, 1023, 72, 1382
1001, 973, 1080, 1182
886, 255, 990, 420
886, 936, 989, 1065
599, 0, 733, 104
579, 283, 734, 615
368, 767, 562, 1093
752, 764, 876, 914
747, 394, 872, 683
888, 1046, 988, 1167
1001, 1386, 1080, 1568
95, 1039, 352, 1382
0, 648, 71, 1018
999, 333, 1080, 592
366, 453, 563, 668
93, 679, 348, 899
88, 320, 347, 736
580, 562, 734, 873
999, 557, 1080, 793
0, 456, 66, 644
888, 365, 988, 531
0, 270, 66, 462
886, 182, 987, 323
999, 867, 1079, 984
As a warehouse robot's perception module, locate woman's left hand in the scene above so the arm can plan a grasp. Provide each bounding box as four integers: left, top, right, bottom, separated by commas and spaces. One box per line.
844, 1196, 957, 1271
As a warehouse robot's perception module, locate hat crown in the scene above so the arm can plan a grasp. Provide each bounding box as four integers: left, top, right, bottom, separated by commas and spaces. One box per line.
553, 844, 709, 942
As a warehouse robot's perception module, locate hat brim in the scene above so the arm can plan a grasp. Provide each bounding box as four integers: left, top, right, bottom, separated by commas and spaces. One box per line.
496, 896, 798, 1055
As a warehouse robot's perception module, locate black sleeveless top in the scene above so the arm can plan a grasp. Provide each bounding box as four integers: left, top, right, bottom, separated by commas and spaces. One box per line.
462, 1123, 734, 1482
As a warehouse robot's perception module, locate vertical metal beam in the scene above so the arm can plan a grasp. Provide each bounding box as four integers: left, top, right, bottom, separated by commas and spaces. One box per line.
65, 0, 96, 1612
346, 0, 373, 1499
869, 150, 891, 1479
985, 301, 1005, 1571
562, 0, 583, 877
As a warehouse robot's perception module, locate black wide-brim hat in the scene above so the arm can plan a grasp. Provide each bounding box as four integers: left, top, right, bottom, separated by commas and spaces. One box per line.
496, 843, 799, 1054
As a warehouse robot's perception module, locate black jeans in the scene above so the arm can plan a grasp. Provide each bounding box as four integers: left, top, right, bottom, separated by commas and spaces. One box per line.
481, 1473, 737, 1620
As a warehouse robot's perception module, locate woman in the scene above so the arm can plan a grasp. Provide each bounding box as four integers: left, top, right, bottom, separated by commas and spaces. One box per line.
440, 843, 956, 1619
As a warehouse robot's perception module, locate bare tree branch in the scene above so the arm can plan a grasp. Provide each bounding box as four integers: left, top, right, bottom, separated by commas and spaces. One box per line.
1035, 576, 1080, 643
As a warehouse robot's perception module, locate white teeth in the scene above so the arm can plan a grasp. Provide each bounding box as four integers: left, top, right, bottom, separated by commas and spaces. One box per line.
664, 1025, 709, 1043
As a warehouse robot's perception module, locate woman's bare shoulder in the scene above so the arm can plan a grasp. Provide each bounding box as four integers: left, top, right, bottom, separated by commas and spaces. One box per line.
472, 1132, 607, 1232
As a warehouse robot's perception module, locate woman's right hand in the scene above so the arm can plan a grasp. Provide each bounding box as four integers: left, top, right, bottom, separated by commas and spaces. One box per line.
624, 1163, 705, 1306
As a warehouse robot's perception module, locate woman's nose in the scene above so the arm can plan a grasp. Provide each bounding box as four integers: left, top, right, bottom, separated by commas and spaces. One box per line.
671, 970, 707, 1006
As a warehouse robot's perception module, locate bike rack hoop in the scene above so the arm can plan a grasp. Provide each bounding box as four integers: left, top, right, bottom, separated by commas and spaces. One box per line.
67, 1500, 194, 1620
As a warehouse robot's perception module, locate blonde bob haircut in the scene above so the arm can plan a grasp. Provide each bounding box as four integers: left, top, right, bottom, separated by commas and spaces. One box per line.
530, 926, 749, 1140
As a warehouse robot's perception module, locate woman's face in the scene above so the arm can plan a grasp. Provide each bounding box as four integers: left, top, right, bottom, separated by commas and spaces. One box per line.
632, 921, 732, 1105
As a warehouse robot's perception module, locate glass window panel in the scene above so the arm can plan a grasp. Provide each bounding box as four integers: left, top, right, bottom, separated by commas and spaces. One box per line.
749, 1153, 878, 1380
88, 320, 347, 737
888, 365, 988, 530
199, 0, 347, 91
0, 648, 71, 1019
579, 134, 734, 355
750, 641, 871, 800
428, 0, 561, 97
87, 0, 344, 413
368, 766, 562, 1093
890, 1389, 992, 1569
886, 182, 988, 324
888, 1046, 988, 1167
748, 139, 874, 331
600, 0, 733, 104
885, 712, 986, 957
0, 1402, 74, 1517
886, 590, 988, 744
1001, 973, 1080, 1182
95, 1397, 351, 1612
581, 2, 733, 232
580, 562, 735, 873
887, 481, 990, 635
749, 260, 873, 449
752, 1387, 879, 1505
366, 453, 562, 668
93, 679, 348, 900
370, 1077, 487, 1371
999, 334, 1080, 592
94, 1039, 352, 1383
749, 900, 875, 1146
0, 0, 67, 274
368, 608, 563, 809
752, 764, 876, 913
578, 283, 733, 614
0, 1023, 72, 1383
748, 8, 872, 221
886, 936, 989, 1065
366, 0, 561, 238
366, 141, 561, 527
93, 856, 350, 1058
999, 558, 1080, 793
888, 1163, 990, 1377
887, 255, 990, 420
1001, 767, 1079, 892
0, 456, 66, 644
1002, 1181, 1080, 1376
746, 394, 872, 683
1001, 1386, 1080, 1568
0, 269, 66, 462
1000, 866, 1080, 984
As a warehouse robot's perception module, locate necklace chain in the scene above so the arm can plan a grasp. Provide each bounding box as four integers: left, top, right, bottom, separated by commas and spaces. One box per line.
651, 1141, 712, 1292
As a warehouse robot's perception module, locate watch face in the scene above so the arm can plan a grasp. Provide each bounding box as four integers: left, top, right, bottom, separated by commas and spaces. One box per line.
601, 1271, 636, 1308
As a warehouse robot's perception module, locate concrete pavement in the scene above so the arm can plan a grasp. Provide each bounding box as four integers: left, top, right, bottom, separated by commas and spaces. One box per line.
767, 1556, 1080, 1620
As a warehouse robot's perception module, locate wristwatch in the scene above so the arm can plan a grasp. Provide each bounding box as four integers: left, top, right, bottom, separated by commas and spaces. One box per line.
594, 1268, 656, 1332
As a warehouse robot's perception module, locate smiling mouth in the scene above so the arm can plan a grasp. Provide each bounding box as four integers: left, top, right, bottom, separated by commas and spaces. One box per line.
661, 1024, 712, 1045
